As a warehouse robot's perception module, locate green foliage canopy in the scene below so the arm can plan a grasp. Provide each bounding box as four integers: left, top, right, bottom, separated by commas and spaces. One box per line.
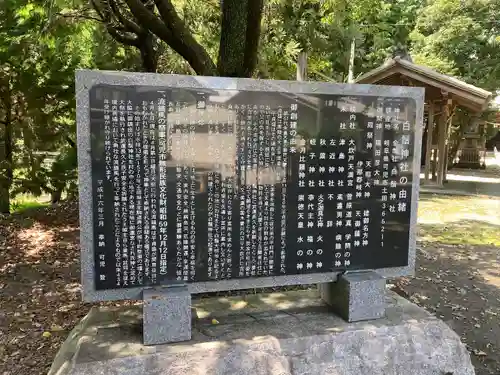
1, 0, 499, 213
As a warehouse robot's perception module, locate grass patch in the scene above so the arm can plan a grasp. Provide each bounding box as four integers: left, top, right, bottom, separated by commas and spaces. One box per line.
418, 221, 500, 247
10, 195, 50, 214
417, 194, 500, 247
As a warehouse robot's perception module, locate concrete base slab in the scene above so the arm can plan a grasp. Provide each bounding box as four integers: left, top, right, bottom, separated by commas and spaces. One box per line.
49, 289, 475, 375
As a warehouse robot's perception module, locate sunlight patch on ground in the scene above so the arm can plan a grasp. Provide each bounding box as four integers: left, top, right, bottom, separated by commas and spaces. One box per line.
420, 244, 500, 289
17, 224, 56, 257
481, 270, 500, 288
444, 174, 500, 183
418, 195, 500, 246
419, 211, 500, 226
418, 196, 500, 225
10, 194, 51, 213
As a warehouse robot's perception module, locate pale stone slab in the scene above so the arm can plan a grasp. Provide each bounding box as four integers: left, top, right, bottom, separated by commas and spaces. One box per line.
49, 290, 474, 375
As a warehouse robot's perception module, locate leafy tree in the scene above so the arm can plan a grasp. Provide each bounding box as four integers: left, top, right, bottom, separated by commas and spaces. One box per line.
3, 0, 500, 215
410, 0, 500, 91
408, 0, 500, 163
81, 0, 424, 82
0, 0, 81, 212
0, 0, 139, 213
256, 0, 414, 83
258, 0, 375, 82
258, 0, 336, 80
90, 0, 161, 72
346, 0, 423, 77
88, 0, 265, 77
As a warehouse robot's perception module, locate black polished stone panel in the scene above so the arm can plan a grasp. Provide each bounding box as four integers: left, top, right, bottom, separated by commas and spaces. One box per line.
89, 85, 416, 290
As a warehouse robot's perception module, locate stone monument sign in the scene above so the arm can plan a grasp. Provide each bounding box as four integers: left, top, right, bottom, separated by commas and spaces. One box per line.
76, 70, 424, 345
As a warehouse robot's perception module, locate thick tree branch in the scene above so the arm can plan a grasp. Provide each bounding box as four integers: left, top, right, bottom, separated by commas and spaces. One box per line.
123, 0, 176, 46
154, 0, 215, 69
109, 0, 142, 34
139, 34, 158, 72
124, 0, 216, 75
91, 0, 159, 72
154, 0, 189, 34
56, 11, 104, 23
106, 26, 140, 46
66, 136, 76, 149
90, 0, 111, 22
0, 114, 21, 125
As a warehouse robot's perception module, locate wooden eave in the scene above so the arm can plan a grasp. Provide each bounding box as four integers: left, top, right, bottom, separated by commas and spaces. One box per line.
356, 57, 493, 112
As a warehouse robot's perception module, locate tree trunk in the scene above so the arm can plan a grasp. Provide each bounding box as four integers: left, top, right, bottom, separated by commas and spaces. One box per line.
217, 0, 264, 77
296, 52, 307, 81
119, 0, 264, 78
125, 0, 217, 76
0, 77, 13, 214
447, 140, 460, 169
51, 189, 63, 204
139, 32, 158, 73
242, 0, 263, 77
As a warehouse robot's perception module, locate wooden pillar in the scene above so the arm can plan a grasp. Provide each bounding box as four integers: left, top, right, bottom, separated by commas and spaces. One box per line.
431, 150, 436, 180
424, 102, 435, 183
436, 94, 450, 186
442, 99, 453, 183
347, 37, 356, 83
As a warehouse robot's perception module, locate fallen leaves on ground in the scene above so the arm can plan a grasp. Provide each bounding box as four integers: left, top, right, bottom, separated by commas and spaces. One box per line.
0, 201, 121, 375
390, 242, 500, 375
473, 349, 488, 357
1, 201, 500, 375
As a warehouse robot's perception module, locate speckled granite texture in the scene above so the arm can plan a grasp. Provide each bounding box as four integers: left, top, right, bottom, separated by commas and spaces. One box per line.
143, 286, 191, 345
319, 271, 386, 322
49, 289, 474, 375
76, 70, 424, 303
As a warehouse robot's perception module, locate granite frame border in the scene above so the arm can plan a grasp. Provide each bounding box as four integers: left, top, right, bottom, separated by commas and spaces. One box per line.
76, 69, 424, 302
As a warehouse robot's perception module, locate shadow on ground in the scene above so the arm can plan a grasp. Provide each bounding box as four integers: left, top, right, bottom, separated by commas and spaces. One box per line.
2, 200, 500, 375
0, 201, 109, 375
397, 233, 500, 375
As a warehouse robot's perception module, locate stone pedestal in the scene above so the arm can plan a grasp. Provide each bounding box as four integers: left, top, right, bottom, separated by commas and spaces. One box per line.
319, 271, 386, 322
143, 286, 191, 345
49, 289, 475, 375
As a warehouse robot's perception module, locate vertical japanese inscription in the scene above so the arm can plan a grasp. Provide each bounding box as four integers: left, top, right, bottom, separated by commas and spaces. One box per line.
158, 95, 168, 276
112, 98, 122, 287
225, 106, 234, 279
134, 101, 144, 285
279, 106, 288, 274
89, 85, 418, 290
118, 99, 129, 286
174, 101, 184, 280
142, 99, 151, 282
126, 99, 136, 285
95, 97, 110, 285
149, 99, 158, 284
